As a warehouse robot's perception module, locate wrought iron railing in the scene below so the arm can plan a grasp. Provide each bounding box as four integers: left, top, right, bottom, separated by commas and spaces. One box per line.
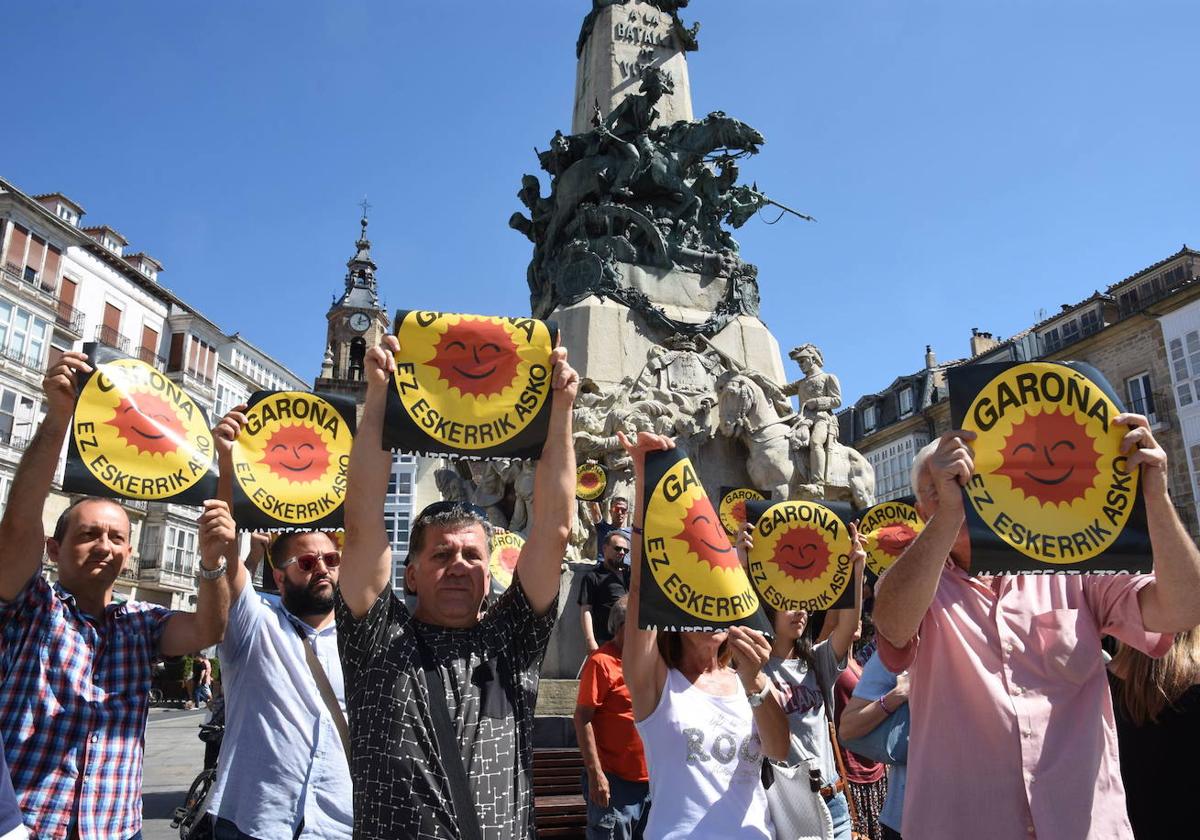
94, 324, 130, 354
55, 299, 86, 334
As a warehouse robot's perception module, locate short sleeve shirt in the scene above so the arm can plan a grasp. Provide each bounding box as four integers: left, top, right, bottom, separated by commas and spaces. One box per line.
575, 565, 629, 645
576, 641, 647, 783
763, 639, 845, 784
335, 578, 557, 840
0, 572, 171, 840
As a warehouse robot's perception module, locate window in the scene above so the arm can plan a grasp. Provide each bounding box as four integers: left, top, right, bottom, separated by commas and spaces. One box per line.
0, 302, 50, 368
1060, 319, 1080, 344
866, 434, 930, 501
1169, 333, 1200, 409
862, 404, 877, 433
1125, 373, 1156, 424
1080, 308, 1101, 336
22, 267, 38, 285
1043, 328, 1062, 353
0, 389, 38, 447
165, 526, 197, 575
0, 472, 12, 512
1118, 288, 1140, 315
898, 387, 914, 416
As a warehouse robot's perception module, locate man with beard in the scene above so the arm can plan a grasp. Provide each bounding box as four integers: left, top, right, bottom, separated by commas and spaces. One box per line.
202, 408, 352, 840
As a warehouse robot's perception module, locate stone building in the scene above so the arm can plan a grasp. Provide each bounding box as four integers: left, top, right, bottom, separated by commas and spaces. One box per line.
840, 245, 1200, 538
0, 176, 307, 610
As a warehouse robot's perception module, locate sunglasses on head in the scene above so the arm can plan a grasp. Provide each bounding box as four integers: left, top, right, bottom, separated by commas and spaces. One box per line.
278, 551, 342, 572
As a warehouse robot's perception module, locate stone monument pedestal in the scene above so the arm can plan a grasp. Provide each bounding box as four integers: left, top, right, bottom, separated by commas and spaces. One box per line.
554, 294, 788, 390
573, 0, 694, 134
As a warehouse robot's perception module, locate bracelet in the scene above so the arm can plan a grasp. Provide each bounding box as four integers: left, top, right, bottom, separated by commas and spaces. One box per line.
631, 526, 643, 535
878, 694, 894, 715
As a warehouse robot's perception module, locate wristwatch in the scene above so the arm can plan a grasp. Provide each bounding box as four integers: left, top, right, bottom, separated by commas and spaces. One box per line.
197, 556, 228, 581
747, 680, 772, 708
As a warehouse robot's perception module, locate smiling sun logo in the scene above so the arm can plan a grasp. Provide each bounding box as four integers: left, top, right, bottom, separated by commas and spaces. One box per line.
233, 392, 354, 526
107, 391, 189, 455
392, 311, 555, 452
859, 501, 924, 575
429, 318, 521, 397
576, 463, 608, 501
72, 357, 214, 500
963, 362, 1138, 565
748, 501, 853, 612
261, 424, 331, 484
642, 453, 759, 624
718, 487, 766, 536
675, 496, 740, 571
992, 408, 1102, 507
489, 529, 525, 593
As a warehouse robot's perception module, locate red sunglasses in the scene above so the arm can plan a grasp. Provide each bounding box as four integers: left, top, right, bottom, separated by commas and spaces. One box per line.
278, 551, 342, 572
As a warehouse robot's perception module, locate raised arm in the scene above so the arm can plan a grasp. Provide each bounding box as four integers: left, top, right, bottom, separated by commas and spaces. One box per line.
873, 430, 975, 648
160, 500, 233, 656
340, 336, 399, 618
213, 405, 252, 597
515, 345, 579, 615
827, 521, 866, 662
0, 352, 90, 600
1118, 414, 1200, 632
619, 430, 672, 721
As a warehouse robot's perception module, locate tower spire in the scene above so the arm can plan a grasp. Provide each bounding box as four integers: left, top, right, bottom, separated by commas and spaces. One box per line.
336, 203, 379, 308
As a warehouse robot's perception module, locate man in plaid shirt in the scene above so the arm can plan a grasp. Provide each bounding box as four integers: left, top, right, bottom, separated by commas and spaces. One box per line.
0, 351, 232, 840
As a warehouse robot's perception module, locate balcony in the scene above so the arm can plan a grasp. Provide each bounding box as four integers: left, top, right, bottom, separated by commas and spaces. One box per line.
0, 427, 32, 451
136, 345, 167, 370
2, 265, 65, 318
94, 324, 130, 354
0, 342, 46, 375
54, 299, 85, 336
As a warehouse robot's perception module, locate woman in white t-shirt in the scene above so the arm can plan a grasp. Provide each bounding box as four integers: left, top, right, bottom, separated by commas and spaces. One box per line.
754, 519, 865, 840
618, 431, 790, 840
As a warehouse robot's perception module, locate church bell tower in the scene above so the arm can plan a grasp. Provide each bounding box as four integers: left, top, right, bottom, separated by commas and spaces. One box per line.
314, 207, 390, 402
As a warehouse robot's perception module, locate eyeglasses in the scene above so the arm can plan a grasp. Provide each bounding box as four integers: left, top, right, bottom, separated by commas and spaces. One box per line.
610, 545, 630, 555
278, 551, 342, 572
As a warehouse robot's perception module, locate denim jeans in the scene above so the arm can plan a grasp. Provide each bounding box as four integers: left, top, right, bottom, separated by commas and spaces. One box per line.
581, 770, 650, 840
826, 791, 852, 840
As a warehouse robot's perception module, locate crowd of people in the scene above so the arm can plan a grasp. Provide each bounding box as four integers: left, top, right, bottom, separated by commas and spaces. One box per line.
1, 341, 1199, 840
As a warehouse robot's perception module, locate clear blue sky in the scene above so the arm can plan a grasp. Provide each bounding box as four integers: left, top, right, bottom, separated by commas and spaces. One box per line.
6, 1, 1198, 402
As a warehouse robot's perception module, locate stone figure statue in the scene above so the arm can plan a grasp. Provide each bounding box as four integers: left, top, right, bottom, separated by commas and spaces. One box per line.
715, 371, 875, 508
605, 67, 673, 139
782, 343, 842, 497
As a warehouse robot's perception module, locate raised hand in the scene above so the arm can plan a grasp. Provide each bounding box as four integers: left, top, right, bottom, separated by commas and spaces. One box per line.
848, 519, 867, 572
42, 351, 92, 420
928, 430, 977, 513
549, 345, 580, 406
1115, 413, 1167, 484
616, 430, 675, 477
198, 500, 237, 567
366, 335, 400, 392
728, 625, 773, 692
213, 405, 249, 459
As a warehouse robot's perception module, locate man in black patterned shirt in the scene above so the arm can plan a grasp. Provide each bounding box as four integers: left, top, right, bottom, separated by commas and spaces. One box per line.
336, 335, 578, 840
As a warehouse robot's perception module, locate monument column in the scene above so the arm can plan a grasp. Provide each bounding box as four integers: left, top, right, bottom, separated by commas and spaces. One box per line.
573, 0, 695, 133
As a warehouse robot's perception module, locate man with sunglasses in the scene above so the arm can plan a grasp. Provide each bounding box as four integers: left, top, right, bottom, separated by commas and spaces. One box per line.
337, 335, 578, 840
578, 531, 631, 653
201, 411, 352, 840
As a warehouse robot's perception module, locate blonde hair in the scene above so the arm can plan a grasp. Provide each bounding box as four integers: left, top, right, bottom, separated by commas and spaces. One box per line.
1111, 627, 1200, 725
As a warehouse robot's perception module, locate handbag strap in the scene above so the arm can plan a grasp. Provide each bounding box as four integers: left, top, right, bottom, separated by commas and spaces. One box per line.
292, 622, 351, 758
416, 634, 485, 840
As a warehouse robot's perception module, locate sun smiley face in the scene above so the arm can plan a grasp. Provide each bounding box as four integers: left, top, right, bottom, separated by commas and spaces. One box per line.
260, 424, 331, 484
495, 546, 520, 577
676, 496, 739, 571
106, 391, 188, 456
429, 319, 520, 397
993, 408, 1102, 506
772, 526, 831, 582
875, 522, 917, 558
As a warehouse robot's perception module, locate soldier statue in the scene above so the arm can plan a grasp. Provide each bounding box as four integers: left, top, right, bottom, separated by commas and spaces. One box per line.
782, 343, 842, 496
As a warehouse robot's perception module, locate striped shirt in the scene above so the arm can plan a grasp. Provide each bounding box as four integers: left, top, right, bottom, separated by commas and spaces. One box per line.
0, 570, 172, 840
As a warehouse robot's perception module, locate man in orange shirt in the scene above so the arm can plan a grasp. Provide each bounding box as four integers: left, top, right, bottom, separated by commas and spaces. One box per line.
573, 596, 649, 839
